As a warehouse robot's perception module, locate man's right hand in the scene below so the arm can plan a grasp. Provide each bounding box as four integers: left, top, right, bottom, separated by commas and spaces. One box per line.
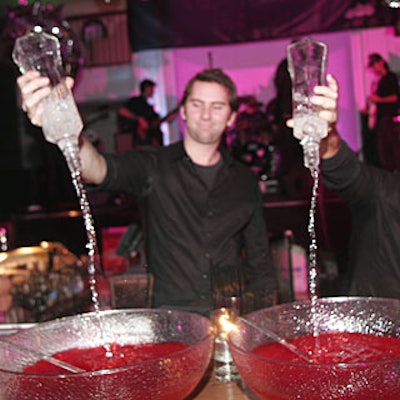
17, 70, 74, 127
312, 74, 341, 159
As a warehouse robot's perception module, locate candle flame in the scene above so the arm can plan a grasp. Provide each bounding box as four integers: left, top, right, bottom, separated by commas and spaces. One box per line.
218, 313, 238, 338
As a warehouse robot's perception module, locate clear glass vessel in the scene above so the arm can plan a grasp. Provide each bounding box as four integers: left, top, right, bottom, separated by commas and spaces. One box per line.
12, 26, 83, 151
287, 38, 328, 171
228, 297, 400, 400
0, 309, 215, 400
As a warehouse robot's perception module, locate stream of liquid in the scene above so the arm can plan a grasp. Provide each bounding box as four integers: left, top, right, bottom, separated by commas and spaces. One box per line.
41, 88, 113, 357
60, 139, 113, 357
60, 140, 100, 313
42, 92, 100, 311
306, 165, 320, 339
300, 129, 324, 340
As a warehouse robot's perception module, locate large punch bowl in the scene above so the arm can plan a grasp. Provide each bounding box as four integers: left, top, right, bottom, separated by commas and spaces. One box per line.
0, 309, 215, 400
228, 297, 400, 400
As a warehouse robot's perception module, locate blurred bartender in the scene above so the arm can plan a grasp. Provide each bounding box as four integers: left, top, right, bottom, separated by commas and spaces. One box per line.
290, 74, 400, 299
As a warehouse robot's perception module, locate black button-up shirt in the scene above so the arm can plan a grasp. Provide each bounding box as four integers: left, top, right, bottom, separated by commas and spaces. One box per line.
100, 140, 277, 313
322, 141, 400, 298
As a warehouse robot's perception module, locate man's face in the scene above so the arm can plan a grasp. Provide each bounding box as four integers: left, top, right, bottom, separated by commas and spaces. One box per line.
180, 81, 236, 145
143, 85, 155, 98
369, 60, 385, 76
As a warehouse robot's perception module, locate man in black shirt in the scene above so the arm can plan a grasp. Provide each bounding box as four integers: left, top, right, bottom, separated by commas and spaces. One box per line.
291, 74, 400, 299
17, 68, 278, 314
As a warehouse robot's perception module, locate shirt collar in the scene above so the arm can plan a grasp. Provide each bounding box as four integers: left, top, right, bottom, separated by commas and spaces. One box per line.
167, 140, 234, 166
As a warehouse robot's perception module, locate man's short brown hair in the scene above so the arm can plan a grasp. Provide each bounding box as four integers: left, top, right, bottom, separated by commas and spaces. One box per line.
181, 68, 239, 111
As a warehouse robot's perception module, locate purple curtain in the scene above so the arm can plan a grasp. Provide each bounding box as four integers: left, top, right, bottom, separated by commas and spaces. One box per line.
127, 0, 395, 51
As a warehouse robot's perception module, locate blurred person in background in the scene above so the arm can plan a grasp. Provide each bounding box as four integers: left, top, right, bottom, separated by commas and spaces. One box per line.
365, 53, 400, 171
118, 79, 177, 148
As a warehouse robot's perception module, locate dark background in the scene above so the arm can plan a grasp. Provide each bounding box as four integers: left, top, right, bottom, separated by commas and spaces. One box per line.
127, 0, 396, 51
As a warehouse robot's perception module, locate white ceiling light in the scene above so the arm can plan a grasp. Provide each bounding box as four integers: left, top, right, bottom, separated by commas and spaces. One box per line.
384, 0, 400, 8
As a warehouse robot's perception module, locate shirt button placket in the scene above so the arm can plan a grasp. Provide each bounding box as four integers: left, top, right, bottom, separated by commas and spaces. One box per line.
203, 204, 214, 278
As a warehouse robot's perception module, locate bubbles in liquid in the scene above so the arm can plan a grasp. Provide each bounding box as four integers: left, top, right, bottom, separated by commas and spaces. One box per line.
295, 107, 327, 339
299, 128, 325, 339
61, 139, 113, 357
293, 114, 327, 146
41, 87, 83, 145
307, 167, 320, 339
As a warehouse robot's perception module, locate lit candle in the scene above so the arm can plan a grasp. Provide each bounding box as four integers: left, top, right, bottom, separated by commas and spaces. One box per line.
210, 306, 240, 382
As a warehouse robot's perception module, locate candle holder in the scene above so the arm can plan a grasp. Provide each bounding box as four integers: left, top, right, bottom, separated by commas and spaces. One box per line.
210, 296, 241, 382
